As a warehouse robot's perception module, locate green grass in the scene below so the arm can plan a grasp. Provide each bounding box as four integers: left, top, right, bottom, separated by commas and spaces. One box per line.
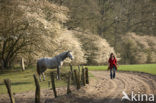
86, 64, 156, 75
0, 67, 70, 94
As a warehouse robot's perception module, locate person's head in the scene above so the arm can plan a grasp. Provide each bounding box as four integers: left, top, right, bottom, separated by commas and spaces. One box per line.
110, 53, 115, 59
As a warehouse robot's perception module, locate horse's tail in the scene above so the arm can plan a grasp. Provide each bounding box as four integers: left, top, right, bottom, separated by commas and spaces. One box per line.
36, 61, 40, 75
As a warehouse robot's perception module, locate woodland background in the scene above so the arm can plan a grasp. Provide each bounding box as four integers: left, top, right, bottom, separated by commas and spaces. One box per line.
0, 0, 156, 69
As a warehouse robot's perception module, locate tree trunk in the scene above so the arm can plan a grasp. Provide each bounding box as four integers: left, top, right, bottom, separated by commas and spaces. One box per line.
2, 60, 9, 69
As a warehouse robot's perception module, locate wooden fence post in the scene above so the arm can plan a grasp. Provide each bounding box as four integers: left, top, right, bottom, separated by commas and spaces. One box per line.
67, 72, 71, 94
69, 64, 74, 80
74, 70, 80, 90
48, 81, 51, 88
82, 65, 84, 69
4, 79, 15, 103
78, 65, 80, 72
85, 68, 89, 84
81, 68, 86, 86
50, 72, 57, 98
78, 65, 81, 82
21, 58, 25, 71
33, 74, 40, 103
81, 66, 84, 81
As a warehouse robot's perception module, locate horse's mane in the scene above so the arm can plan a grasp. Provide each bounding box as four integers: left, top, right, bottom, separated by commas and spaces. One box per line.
56, 51, 69, 60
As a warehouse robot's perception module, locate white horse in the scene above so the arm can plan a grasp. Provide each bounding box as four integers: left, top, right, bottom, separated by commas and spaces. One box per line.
37, 51, 73, 81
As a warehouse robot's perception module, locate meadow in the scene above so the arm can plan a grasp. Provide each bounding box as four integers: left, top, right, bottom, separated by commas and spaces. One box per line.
86, 64, 156, 75
0, 68, 68, 94
0, 64, 156, 94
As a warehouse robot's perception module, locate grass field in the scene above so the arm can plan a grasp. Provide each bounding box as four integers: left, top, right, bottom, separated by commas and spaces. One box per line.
86, 64, 156, 75
0, 67, 70, 94
0, 64, 156, 94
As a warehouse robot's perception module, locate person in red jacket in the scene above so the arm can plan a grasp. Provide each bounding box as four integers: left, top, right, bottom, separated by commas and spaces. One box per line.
108, 53, 118, 79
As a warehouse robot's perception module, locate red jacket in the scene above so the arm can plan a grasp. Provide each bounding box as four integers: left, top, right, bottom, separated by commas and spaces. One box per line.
108, 57, 117, 70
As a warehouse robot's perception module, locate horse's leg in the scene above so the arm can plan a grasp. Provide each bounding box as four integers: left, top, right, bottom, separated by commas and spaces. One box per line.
42, 72, 45, 81
37, 63, 42, 82
57, 66, 60, 80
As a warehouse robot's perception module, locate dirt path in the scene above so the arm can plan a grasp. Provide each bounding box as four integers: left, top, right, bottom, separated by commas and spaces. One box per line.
85, 71, 156, 103
0, 71, 156, 103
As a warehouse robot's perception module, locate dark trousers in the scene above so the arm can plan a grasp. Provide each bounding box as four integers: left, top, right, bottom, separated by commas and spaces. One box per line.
110, 66, 116, 79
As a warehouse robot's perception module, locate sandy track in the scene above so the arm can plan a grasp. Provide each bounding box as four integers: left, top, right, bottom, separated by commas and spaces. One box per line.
84, 71, 156, 103
0, 71, 156, 103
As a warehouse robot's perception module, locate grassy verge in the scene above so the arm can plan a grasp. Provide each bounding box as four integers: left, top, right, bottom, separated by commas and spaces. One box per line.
86, 64, 156, 75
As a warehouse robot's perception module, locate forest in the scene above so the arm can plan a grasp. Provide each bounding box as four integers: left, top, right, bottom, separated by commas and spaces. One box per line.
0, 0, 156, 69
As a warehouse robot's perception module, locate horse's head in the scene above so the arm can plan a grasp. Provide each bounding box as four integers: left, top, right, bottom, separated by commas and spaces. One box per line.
67, 51, 74, 60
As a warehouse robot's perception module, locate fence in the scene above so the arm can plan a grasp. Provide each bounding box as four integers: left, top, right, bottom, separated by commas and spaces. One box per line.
3, 65, 89, 103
